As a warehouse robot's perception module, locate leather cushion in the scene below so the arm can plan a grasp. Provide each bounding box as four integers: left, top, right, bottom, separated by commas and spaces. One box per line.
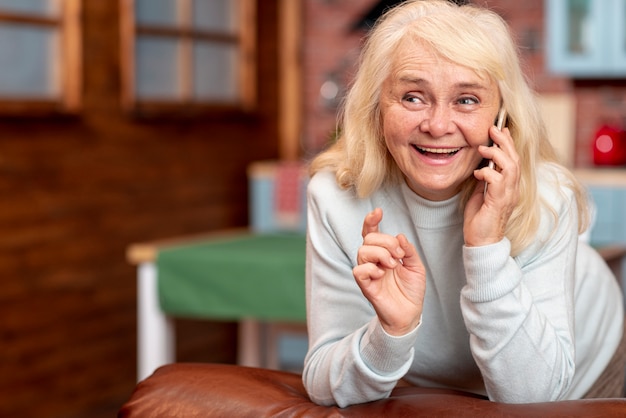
118, 363, 626, 417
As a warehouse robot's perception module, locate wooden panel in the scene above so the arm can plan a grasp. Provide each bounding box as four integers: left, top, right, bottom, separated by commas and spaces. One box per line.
0, 1, 280, 417
278, 0, 302, 160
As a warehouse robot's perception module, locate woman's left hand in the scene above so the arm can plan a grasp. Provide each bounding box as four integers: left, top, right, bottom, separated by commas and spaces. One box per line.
464, 125, 520, 247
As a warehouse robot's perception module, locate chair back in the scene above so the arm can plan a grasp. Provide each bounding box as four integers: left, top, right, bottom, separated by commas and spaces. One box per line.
248, 160, 308, 233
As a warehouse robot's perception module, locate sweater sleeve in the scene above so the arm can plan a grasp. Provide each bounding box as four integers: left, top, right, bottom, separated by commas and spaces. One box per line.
301, 173, 418, 407
460, 185, 579, 403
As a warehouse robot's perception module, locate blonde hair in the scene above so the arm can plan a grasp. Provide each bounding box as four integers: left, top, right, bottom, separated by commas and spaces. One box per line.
309, 0, 588, 255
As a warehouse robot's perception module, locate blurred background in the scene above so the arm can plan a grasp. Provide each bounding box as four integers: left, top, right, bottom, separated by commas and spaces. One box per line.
1, 0, 625, 416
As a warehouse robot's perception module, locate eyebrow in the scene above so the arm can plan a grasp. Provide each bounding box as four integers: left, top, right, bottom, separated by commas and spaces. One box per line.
397, 76, 489, 91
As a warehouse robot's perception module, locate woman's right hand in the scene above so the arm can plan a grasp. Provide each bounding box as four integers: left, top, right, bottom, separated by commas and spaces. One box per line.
353, 208, 427, 336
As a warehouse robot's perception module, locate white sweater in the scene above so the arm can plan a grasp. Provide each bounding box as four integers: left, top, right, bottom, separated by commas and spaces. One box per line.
302, 165, 623, 407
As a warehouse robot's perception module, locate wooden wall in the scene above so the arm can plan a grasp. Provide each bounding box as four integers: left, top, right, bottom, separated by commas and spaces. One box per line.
0, 1, 281, 417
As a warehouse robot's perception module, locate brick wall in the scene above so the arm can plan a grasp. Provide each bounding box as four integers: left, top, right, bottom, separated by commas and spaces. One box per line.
302, 0, 378, 154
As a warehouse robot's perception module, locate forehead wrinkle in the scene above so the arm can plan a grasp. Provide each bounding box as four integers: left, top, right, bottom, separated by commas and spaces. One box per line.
390, 40, 493, 90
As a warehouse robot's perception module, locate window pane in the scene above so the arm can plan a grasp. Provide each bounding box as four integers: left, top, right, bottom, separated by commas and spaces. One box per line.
135, 0, 180, 27
567, 0, 592, 55
0, 0, 59, 16
135, 36, 182, 100
194, 42, 238, 102
193, 0, 237, 33
0, 23, 59, 98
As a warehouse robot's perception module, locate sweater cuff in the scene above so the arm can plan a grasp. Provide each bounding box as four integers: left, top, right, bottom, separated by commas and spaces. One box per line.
359, 318, 418, 375
462, 238, 521, 303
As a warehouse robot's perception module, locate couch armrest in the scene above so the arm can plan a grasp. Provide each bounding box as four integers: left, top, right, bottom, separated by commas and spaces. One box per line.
118, 363, 626, 417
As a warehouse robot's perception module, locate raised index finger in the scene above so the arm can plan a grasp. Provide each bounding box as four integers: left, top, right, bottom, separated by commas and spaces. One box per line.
361, 208, 383, 238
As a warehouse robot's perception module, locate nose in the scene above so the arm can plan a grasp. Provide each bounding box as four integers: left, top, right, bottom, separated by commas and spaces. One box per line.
419, 106, 455, 138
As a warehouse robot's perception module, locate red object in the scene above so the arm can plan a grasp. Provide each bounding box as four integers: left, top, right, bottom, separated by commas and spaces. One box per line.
274, 161, 303, 228
593, 124, 626, 166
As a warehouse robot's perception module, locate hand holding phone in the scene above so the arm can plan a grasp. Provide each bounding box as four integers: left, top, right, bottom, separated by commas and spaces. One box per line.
483, 107, 507, 196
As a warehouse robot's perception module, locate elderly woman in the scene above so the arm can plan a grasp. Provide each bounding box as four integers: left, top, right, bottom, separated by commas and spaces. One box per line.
302, 0, 624, 407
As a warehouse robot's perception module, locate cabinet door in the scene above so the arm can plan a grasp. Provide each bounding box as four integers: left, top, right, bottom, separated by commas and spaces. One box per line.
611, 0, 626, 72
588, 186, 626, 246
546, 0, 626, 77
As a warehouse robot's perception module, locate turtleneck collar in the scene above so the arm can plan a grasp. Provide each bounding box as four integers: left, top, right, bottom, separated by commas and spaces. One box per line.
397, 181, 464, 230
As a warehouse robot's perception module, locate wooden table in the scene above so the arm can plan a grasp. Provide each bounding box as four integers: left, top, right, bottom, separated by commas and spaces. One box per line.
127, 229, 306, 381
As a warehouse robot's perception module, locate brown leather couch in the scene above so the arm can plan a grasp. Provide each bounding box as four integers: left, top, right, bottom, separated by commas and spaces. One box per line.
118, 363, 626, 417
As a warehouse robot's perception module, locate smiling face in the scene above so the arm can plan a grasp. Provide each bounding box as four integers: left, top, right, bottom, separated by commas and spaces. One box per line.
380, 38, 502, 201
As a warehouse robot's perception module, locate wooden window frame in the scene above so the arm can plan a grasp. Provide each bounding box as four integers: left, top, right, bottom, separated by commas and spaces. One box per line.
0, 0, 82, 116
119, 0, 257, 118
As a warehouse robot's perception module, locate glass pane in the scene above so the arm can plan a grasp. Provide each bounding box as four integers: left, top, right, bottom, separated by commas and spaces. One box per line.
0, 23, 59, 98
566, 0, 592, 55
193, 0, 238, 33
135, 36, 182, 100
0, 0, 59, 16
193, 41, 238, 102
135, 0, 180, 27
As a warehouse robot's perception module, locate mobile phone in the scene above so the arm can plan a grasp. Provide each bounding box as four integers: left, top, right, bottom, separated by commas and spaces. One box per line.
483, 107, 507, 196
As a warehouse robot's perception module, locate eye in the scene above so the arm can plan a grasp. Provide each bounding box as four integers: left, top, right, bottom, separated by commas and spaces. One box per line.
403, 94, 424, 105
458, 96, 479, 105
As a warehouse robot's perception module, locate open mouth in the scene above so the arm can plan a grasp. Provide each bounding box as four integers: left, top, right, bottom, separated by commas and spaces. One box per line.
412, 145, 461, 157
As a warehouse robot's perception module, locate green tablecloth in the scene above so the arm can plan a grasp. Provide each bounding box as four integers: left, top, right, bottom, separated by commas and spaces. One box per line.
156, 232, 306, 322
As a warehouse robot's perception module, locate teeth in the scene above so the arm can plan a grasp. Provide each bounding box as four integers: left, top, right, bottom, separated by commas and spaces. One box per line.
416, 146, 461, 154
